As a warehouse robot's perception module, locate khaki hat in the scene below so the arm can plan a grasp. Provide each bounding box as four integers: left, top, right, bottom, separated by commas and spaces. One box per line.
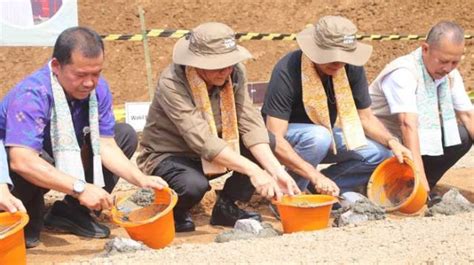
173, 22, 252, 70
296, 16, 372, 66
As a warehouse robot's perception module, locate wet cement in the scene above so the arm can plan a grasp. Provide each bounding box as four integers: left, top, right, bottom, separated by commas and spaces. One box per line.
101, 237, 150, 257
333, 196, 386, 227
128, 188, 155, 207
215, 223, 281, 243
116, 188, 164, 222
426, 189, 474, 216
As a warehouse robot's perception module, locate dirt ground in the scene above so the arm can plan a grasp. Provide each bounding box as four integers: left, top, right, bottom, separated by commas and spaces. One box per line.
0, 0, 473, 264
1, 0, 473, 101
25, 151, 473, 264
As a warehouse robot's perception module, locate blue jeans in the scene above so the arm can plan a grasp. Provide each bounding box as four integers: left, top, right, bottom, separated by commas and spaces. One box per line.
285, 123, 392, 194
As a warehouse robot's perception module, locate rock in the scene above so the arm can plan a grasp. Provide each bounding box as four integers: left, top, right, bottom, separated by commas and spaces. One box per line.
339, 191, 366, 208
234, 219, 263, 235
102, 237, 149, 257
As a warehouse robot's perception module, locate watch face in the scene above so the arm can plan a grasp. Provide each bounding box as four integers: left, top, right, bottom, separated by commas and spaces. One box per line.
73, 180, 85, 193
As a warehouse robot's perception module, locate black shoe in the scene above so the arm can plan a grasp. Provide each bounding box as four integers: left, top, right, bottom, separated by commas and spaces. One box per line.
210, 194, 261, 227
173, 210, 195, 232
25, 234, 40, 249
427, 191, 443, 208
44, 200, 110, 238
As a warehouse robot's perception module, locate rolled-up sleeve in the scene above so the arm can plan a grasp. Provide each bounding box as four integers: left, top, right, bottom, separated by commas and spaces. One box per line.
157, 77, 228, 161
233, 64, 270, 148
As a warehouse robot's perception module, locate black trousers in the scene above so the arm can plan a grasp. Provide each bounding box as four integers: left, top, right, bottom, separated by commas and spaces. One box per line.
424, 125, 472, 189
10, 123, 138, 237
153, 134, 276, 214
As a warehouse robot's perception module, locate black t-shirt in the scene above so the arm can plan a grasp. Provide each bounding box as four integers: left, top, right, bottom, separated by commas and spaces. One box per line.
262, 50, 371, 126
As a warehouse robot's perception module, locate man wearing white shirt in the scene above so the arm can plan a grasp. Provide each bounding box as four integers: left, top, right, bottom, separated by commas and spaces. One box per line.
369, 21, 473, 202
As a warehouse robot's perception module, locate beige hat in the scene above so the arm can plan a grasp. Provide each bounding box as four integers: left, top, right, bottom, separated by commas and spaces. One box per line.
173, 22, 252, 70
296, 16, 372, 66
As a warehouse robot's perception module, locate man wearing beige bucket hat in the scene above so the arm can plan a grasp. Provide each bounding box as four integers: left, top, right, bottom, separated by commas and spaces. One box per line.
262, 16, 411, 197
369, 21, 473, 202
138, 22, 300, 232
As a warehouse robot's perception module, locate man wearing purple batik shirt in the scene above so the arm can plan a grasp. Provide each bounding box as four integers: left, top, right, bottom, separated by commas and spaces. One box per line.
0, 27, 167, 248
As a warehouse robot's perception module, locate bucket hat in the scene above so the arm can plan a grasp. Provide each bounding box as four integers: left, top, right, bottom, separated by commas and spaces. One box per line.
296, 16, 372, 65
173, 22, 252, 70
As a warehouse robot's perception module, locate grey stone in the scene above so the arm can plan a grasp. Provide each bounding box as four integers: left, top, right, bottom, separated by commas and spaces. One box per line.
340, 191, 366, 208
102, 237, 149, 257
234, 219, 263, 235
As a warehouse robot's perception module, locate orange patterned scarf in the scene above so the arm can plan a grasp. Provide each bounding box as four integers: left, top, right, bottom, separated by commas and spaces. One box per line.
186, 66, 239, 175
301, 54, 367, 154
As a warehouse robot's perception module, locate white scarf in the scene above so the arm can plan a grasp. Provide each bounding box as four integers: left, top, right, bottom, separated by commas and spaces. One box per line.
413, 48, 461, 155
49, 63, 105, 186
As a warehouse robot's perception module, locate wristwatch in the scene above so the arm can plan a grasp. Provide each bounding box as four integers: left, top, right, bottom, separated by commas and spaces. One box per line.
73, 179, 86, 195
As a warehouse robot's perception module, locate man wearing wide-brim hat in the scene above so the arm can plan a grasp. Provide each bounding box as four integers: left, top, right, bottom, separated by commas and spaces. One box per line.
262, 16, 412, 197
138, 22, 300, 232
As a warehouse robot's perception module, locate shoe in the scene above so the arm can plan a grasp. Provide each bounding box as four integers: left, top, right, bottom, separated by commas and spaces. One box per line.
268, 203, 281, 221
23, 192, 45, 249
25, 233, 40, 249
427, 191, 443, 208
44, 200, 110, 238
173, 210, 195, 232
210, 194, 261, 227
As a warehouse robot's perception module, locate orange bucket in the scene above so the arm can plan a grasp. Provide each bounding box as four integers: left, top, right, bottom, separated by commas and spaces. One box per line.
0, 211, 29, 265
273, 194, 337, 233
111, 187, 178, 249
367, 156, 427, 214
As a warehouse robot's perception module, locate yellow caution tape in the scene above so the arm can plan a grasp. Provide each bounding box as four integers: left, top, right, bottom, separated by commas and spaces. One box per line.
100, 29, 473, 41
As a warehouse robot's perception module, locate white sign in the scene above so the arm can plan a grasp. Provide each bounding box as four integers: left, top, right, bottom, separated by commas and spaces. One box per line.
125, 102, 151, 132
0, 0, 78, 46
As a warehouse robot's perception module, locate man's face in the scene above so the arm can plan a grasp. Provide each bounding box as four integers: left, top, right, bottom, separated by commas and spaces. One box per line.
51, 50, 104, 100
422, 38, 464, 80
196, 66, 234, 88
316, 62, 346, 76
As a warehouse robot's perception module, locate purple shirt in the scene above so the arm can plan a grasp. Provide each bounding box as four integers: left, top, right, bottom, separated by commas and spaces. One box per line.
0, 64, 115, 155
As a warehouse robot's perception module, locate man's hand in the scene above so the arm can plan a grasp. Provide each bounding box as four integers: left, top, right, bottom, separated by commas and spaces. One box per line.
270, 167, 301, 196
388, 138, 413, 163
0, 183, 26, 213
77, 183, 113, 211
139, 175, 168, 190
311, 173, 340, 196
248, 169, 283, 201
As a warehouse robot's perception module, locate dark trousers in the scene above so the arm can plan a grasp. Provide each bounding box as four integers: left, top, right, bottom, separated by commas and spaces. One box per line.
10, 123, 138, 237
424, 125, 472, 189
153, 133, 276, 214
